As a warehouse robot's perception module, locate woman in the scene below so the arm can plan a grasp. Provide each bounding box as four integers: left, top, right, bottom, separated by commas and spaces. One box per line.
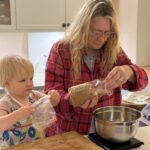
45, 0, 148, 134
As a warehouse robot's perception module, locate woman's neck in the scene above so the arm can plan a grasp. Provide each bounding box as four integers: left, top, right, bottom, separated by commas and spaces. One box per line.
86, 48, 99, 56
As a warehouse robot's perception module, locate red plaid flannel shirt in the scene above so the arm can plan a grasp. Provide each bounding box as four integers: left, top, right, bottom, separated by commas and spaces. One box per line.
45, 41, 148, 134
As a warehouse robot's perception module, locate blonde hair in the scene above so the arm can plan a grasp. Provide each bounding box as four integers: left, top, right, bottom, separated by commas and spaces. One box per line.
63, 0, 120, 79
0, 55, 34, 88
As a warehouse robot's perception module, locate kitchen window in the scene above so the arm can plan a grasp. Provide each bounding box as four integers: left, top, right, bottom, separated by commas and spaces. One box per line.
28, 32, 64, 87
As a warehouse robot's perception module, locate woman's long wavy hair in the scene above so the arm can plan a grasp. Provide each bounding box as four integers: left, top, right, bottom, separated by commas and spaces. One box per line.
62, 0, 120, 79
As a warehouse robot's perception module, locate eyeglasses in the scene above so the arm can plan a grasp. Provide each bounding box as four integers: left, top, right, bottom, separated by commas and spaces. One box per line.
90, 29, 115, 39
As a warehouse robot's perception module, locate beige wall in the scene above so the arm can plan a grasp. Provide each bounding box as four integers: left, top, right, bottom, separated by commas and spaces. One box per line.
136, 0, 150, 66
119, 0, 150, 66
119, 0, 138, 64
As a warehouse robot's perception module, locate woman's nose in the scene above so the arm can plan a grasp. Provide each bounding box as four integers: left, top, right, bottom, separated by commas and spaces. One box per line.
97, 35, 107, 43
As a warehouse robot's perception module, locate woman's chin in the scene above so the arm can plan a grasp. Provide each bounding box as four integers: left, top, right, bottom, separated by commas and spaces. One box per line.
91, 43, 103, 50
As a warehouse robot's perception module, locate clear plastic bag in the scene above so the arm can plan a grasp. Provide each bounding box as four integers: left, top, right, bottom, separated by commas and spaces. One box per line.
142, 104, 150, 120
69, 79, 112, 107
32, 95, 56, 130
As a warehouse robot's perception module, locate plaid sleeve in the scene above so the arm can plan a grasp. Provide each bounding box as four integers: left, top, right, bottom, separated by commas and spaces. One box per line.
44, 42, 70, 113
117, 48, 148, 91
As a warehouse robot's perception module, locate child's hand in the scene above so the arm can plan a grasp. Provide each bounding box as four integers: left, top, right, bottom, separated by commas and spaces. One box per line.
17, 104, 36, 119
48, 90, 60, 107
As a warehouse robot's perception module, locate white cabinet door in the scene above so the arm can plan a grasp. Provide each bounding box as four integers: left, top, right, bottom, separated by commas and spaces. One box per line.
15, 0, 66, 31
66, 0, 87, 27
0, 0, 16, 30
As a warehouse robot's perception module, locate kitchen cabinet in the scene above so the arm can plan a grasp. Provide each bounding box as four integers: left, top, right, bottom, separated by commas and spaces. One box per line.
15, 0, 87, 31
0, 0, 16, 30
0, 0, 118, 31
66, 0, 87, 28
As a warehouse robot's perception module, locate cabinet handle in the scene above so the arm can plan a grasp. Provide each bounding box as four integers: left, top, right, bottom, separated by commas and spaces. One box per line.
62, 23, 66, 28
67, 23, 70, 27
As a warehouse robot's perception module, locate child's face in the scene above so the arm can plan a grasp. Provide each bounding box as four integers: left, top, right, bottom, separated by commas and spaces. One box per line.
6, 72, 33, 98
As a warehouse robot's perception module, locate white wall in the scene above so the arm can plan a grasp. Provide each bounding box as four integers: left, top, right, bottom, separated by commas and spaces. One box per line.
0, 32, 63, 87
0, 32, 29, 88
0, 32, 28, 58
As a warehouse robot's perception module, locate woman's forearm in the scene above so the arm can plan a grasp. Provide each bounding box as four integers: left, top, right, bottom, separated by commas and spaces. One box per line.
125, 65, 135, 83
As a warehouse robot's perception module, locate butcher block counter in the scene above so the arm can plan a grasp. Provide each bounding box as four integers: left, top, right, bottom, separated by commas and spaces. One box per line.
132, 126, 150, 150
5, 131, 103, 150
5, 126, 150, 150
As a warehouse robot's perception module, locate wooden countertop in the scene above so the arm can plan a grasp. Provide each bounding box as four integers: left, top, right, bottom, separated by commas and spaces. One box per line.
133, 126, 150, 150
5, 126, 150, 150
6, 131, 103, 150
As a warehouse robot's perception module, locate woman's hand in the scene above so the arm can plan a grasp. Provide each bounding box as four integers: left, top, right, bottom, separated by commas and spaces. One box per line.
81, 96, 99, 109
48, 90, 61, 107
104, 65, 134, 90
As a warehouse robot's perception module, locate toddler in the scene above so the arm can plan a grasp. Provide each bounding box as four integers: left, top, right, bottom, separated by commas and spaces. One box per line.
0, 55, 60, 149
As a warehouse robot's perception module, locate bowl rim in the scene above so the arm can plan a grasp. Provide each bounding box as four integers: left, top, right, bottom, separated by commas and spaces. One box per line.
93, 106, 141, 123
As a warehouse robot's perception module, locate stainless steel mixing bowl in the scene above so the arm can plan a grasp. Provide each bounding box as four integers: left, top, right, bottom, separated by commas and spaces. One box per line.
93, 106, 141, 143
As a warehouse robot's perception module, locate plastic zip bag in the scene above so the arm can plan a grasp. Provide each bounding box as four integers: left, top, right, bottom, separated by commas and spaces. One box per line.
69, 79, 112, 107
32, 95, 56, 130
